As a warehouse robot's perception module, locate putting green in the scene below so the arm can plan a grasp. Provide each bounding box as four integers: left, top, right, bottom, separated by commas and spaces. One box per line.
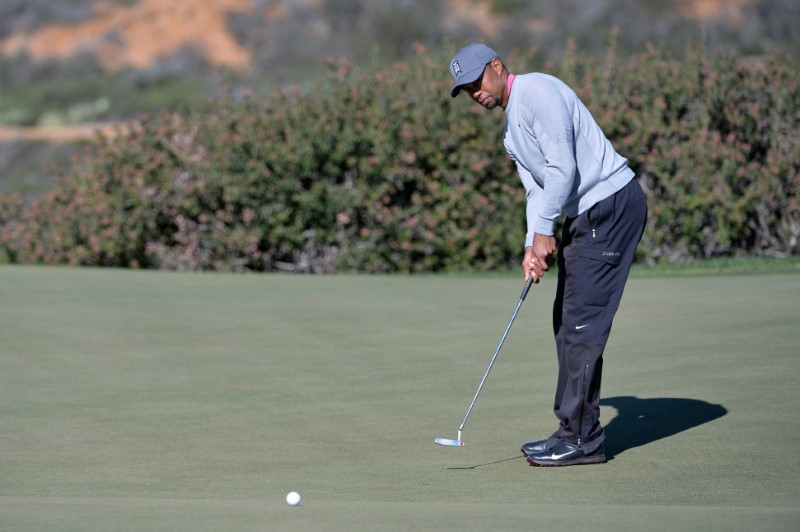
1, 265, 798, 530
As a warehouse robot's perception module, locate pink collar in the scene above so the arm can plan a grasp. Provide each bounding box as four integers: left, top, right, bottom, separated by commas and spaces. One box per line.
507, 73, 515, 98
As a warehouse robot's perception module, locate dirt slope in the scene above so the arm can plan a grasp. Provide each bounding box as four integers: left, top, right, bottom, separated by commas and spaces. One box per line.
0, 0, 254, 71
0, 0, 760, 73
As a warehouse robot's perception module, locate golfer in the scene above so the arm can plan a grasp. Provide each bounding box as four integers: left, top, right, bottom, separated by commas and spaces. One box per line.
449, 43, 647, 466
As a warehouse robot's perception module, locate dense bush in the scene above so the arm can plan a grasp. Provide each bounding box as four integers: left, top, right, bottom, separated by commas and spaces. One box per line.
553, 38, 799, 261
1, 43, 798, 272
0, 51, 520, 272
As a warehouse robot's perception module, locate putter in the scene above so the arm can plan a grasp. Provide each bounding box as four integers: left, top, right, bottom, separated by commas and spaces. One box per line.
435, 276, 534, 447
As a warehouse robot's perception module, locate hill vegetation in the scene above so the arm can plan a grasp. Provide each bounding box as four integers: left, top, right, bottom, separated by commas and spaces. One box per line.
1, 0, 798, 128
0, 1, 798, 271
1, 42, 797, 271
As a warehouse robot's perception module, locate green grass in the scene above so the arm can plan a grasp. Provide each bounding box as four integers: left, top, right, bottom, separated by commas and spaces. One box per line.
0, 141, 85, 201
1, 265, 799, 530
630, 255, 800, 277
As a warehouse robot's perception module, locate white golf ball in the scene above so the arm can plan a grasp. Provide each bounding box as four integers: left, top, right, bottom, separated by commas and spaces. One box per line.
286, 491, 301, 506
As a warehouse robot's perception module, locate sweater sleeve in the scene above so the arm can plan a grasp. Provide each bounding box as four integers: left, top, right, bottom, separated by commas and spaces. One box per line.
514, 161, 543, 248
530, 88, 577, 236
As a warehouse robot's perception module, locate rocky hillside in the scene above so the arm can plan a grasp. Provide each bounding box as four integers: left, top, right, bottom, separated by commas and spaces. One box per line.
0, 0, 797, 198
1, 0, 796, 77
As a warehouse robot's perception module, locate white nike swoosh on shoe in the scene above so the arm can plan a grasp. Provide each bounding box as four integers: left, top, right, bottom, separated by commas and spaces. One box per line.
550, 451, 574, 460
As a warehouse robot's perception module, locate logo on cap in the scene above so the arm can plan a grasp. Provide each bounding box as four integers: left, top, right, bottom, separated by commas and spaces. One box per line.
452, 60, 461, 76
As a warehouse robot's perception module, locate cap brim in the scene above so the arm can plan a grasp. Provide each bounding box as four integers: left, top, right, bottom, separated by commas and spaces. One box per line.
450, 65, 485, 98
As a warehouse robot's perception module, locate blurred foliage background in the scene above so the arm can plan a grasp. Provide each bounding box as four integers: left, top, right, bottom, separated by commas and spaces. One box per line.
0, 0, 798, 271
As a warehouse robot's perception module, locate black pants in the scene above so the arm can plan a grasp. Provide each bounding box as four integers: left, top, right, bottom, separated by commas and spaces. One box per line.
549, 178, 647, 453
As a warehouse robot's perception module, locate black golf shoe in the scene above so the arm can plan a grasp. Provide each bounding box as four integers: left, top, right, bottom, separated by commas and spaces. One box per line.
527, 440, 606, 466
520, 438, 551, 456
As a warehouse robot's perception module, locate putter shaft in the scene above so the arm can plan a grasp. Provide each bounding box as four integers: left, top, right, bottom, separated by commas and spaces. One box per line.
458, 277, 533, 433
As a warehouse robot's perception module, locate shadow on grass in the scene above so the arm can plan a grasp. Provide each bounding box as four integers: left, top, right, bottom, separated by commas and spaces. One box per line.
445, 396, 726, 469
600, 396, 728, 460
447, 455, 525, 470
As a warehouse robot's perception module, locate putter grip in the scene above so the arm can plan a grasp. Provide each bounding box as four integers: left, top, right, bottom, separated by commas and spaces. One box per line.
520, 276, 534, 301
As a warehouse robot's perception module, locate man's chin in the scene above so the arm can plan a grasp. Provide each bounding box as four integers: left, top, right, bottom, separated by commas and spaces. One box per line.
485, 99, 499, 110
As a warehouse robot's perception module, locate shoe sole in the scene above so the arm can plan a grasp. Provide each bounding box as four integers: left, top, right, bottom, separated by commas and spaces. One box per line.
527, 454, 606, 467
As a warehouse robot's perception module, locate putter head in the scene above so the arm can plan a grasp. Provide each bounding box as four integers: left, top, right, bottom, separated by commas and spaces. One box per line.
434, 437, 465, 447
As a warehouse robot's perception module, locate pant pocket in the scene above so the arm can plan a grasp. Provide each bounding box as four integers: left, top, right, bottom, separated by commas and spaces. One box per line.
574, 248, 621, 309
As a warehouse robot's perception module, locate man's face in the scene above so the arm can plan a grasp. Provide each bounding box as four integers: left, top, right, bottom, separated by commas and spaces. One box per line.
461, 59, 503, 110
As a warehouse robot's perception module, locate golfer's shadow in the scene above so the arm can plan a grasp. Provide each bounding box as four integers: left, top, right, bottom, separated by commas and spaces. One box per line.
600, 396, 727, 460
446, 396, 726, 469
447, 455, 525, 470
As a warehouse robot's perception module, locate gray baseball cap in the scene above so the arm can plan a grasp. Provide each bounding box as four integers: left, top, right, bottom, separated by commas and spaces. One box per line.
449, 43, 498, 97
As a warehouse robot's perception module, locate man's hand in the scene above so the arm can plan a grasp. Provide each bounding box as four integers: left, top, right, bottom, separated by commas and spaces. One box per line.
522, 233, 557, 282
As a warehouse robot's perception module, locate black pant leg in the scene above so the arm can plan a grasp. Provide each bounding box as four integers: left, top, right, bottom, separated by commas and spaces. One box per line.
551, 179, 647, 451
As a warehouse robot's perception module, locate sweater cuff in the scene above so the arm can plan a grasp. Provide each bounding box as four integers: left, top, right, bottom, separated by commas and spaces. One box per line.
533, 216, 556, 237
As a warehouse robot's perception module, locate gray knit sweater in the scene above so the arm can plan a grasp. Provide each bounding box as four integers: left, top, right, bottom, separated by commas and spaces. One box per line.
503, 73, 634, 246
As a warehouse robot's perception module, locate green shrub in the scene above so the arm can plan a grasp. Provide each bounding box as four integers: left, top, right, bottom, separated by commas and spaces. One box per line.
1, 43, 798, 271
556, 38, 799, 262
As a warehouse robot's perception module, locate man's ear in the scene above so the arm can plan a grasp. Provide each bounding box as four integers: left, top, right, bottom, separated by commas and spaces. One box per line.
490, 57, 504, 74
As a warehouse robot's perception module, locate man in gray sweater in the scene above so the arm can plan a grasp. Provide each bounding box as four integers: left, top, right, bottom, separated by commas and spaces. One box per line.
449, 43, 647, 466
